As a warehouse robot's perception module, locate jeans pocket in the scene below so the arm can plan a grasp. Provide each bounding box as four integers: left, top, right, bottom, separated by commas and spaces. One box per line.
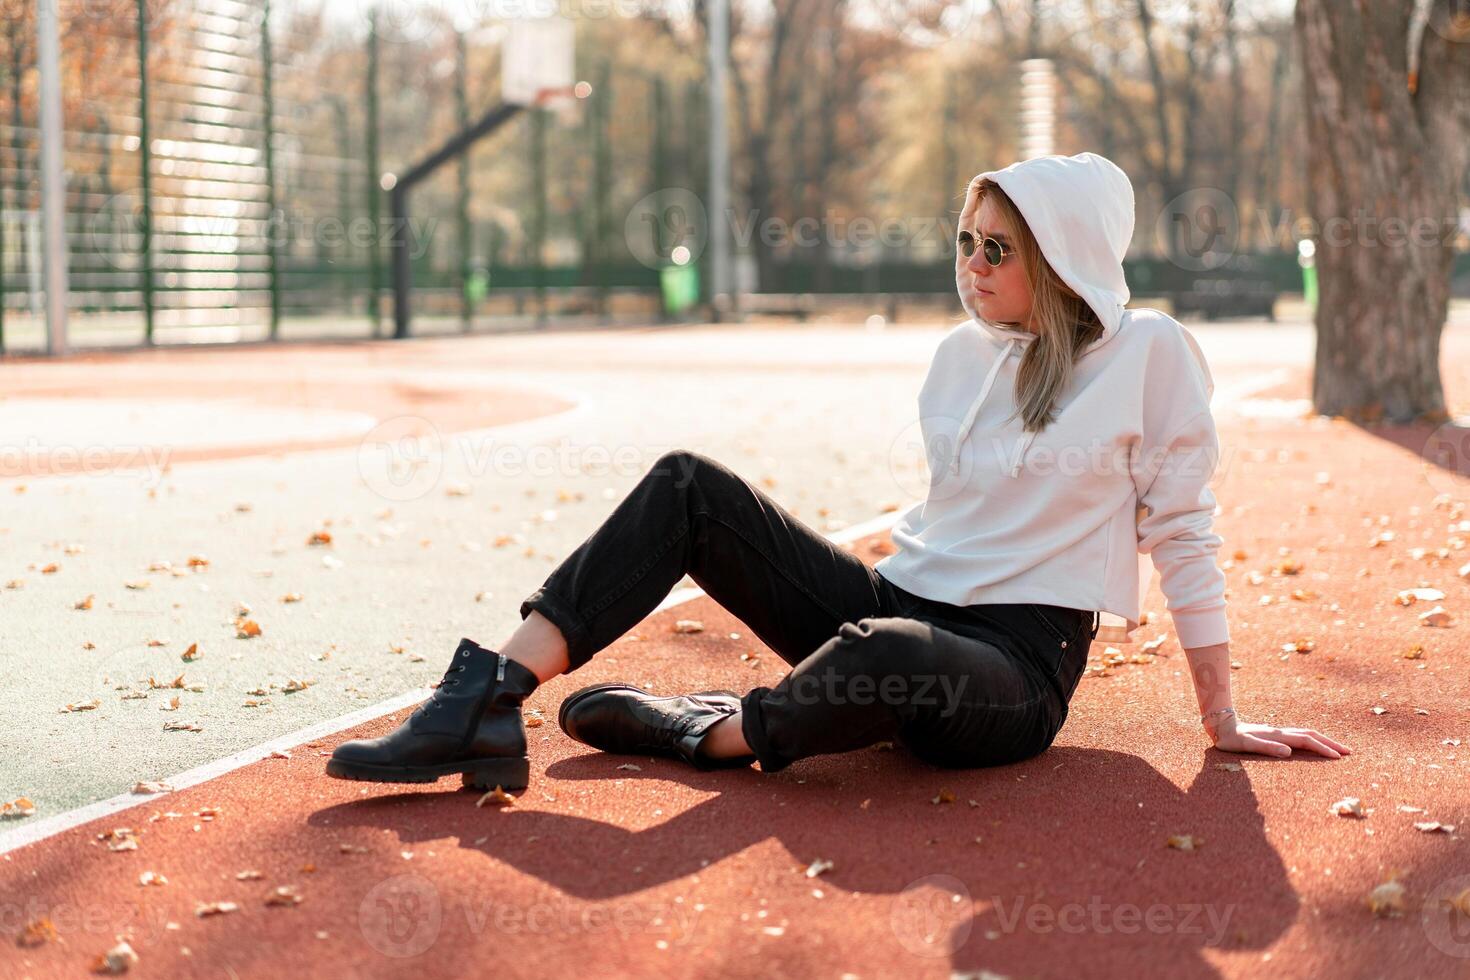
1024, 605, 1079, 678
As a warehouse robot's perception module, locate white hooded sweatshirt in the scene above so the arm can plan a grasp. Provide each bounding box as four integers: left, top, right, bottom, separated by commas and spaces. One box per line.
873, 152, 1230, 650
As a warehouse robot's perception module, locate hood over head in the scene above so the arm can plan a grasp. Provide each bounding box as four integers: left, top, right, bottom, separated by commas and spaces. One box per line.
951, 151, 1138, 477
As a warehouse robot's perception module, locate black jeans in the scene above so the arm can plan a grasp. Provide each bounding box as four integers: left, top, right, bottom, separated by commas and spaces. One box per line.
520, 449, 1098, 773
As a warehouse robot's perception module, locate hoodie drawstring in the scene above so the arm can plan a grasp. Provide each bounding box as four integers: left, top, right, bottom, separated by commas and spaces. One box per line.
952, 337, 1039, 480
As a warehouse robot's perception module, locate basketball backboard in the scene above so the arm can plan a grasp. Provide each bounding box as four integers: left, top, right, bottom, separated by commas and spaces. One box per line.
501, 16, 576, 109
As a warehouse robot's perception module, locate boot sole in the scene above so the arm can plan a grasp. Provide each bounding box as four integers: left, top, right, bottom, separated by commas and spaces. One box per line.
324, 755, 529, 791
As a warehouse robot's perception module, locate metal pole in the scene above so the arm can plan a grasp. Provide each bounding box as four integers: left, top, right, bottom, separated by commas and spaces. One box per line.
366, 8, 382, 335
38, 0, 69, 355
262, 0, 280, 339
136, 0, 154, 344
707, 0, 730, 318
531, 107, 547, 326
456, 29, 471, 333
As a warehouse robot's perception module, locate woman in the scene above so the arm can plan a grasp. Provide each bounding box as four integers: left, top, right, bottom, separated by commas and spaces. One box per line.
326, 151, 1350, 791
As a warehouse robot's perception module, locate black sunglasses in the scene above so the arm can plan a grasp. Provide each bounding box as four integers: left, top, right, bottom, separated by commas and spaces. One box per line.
957, 230, 1014, 266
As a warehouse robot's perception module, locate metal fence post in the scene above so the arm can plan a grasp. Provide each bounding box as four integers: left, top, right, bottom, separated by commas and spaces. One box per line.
136, 0, 155, 345
456, 28, 471, 333
261, 0, 280, 340
366, 8, 382, 335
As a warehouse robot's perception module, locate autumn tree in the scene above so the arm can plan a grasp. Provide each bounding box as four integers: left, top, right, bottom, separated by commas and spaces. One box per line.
1296, 0, 1470, 423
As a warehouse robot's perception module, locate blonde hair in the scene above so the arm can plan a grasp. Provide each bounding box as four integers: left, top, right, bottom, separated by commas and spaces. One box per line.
965, 178, 1104, 433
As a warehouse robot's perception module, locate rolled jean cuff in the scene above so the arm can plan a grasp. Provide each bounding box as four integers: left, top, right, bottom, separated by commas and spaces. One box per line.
520, 587, 594, 672
739, 687, 793, 774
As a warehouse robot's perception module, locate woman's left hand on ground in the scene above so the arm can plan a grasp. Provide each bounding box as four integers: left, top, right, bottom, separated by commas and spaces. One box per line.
1209, 717, 1353, 759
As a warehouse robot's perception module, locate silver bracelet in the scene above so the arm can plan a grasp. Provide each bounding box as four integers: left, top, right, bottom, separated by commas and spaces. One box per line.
1201, 707, 1236, 725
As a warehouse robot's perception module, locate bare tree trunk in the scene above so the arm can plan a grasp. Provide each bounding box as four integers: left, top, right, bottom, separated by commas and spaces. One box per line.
1296, 0, 1469, 424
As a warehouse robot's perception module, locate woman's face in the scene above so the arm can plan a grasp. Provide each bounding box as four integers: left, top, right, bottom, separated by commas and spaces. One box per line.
960, 195, 1034, 331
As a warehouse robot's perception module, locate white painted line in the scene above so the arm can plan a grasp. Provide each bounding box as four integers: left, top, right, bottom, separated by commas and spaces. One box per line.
0, 688, 428, 857
0, 508, 908, 857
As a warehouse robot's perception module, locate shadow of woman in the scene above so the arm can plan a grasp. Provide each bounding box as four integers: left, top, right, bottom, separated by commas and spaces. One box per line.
309, 742, 1299, 974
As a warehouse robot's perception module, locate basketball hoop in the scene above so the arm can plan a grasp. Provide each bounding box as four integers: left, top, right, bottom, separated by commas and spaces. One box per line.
531, 81, 591, 124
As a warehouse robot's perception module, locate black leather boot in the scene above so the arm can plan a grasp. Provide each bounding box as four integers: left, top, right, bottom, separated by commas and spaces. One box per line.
557, 683, 758, 771
326, 638, 538, 790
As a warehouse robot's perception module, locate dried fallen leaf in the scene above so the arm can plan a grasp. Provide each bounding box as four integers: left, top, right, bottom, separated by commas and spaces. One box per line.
672, 619, 705, 634
0, 796, 37, 818
1329, 797, 1366, 818
90, 939, 139, 974
804, 858, 835, 878
931, 788, 956, 805
1402, 644, 1425, 660
195, 901, 239, 917
1367, 878, 1406, 917
60, 698, 101, 713
124, 580, 150, 591
163, 721, 203, 732
131, 781, 173, 795
1213, 762, 1243, 772
307, 530, 333, 547
138, 871, 168, 887
1415, 821, 1456, 833
265, 885, 303, 907
616, 763, 643, 771
181, 643, 200, 662
74, 594, 95, 610
1166, 834, 1203, 851
476, 785, 516, 808
16, 917, 58, 947
282, 678, 314, 693
280, 592, 303, 603
235, 619, 262, 639
1418, 606, 1453, 628
236, 870, 264, 880
99, 828, 138, 851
